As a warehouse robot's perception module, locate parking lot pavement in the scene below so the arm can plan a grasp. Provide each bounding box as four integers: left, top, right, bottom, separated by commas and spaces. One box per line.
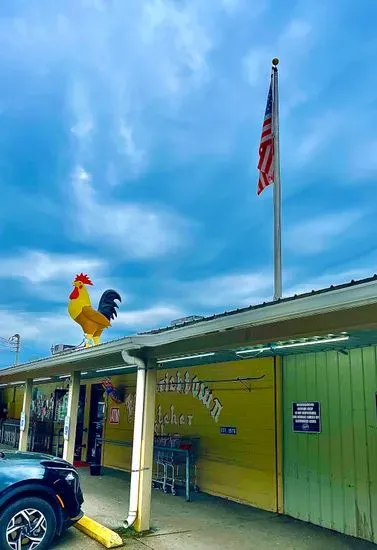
53, 528, 100, 549
51, 467, 377, 550
53, 528, 145, 549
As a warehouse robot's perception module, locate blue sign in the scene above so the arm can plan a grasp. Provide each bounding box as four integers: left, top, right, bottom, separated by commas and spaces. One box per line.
293, 402, 321, 433
220, 426, 237, 435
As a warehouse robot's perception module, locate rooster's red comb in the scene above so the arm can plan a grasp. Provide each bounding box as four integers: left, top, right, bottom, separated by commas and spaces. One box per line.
74, 273, 93, 285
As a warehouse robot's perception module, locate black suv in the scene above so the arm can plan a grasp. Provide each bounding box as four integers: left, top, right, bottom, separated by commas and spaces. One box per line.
0, 450, 84, 550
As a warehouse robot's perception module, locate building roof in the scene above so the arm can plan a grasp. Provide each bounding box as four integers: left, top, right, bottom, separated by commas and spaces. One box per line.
0, 273, 377, 383
140, 274, 377, 335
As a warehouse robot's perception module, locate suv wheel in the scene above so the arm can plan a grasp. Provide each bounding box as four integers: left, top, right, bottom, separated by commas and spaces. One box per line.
0, 497, 57, 550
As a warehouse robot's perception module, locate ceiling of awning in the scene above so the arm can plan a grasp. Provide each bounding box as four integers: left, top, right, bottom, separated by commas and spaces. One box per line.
2, 328, 377, 387
154, 329, 377, 369
147, 303, 377, 359
0, 349, 130, 385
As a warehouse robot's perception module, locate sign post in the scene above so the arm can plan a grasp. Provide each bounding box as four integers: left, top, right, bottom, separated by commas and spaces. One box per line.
20, 412, 26, 432
64, 416, 70, 441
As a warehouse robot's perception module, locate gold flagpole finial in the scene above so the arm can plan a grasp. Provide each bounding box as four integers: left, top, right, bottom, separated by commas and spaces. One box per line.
272, 58, 279, 66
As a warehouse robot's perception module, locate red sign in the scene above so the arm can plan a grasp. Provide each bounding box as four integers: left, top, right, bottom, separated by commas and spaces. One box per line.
109, 408, 120, 424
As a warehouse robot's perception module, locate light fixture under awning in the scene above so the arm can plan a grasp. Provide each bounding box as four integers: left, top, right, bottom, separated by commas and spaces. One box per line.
236, 334, 350, 355
159, 352, 215, 364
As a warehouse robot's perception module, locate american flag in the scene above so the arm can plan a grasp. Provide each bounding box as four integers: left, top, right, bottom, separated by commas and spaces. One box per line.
257, 80, 274, 195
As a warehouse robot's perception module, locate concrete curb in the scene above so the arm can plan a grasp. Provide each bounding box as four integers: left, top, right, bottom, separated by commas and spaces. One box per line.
74, 515, 124, 548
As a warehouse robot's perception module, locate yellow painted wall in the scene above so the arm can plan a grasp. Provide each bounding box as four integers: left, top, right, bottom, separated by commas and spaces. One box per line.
158, 359, 277, 510
101, 358, 278, 512
1, 386, 23, 418
101, 374, 134, 471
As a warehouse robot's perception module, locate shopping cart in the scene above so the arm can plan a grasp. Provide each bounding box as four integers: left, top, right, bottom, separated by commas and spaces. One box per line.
152, 435, 199, 500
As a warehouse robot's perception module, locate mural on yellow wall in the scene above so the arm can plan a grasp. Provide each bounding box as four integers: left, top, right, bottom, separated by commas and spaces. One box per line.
68, 273, 121, 347
123, 370, 224, 434
125, 393, 136, 423
154, 370, 224, 434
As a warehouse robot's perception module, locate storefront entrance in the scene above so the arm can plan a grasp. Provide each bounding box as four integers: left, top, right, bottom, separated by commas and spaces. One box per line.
74, 385, 87, 462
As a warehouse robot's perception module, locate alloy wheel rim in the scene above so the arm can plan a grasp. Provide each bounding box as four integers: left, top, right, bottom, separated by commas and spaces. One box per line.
6, 508, 47, 550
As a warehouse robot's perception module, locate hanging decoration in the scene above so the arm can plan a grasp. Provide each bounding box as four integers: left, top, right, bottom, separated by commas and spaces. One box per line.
101, 378, 124, 404
67, 273, 121, 347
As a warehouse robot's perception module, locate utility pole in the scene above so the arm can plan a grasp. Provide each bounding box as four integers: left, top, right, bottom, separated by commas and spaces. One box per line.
9, 334, 20, 365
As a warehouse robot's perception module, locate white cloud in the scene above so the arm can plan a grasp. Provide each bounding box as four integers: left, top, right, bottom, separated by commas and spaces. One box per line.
242, 49, 269, 88
221, 0, 265, 14
69, 80, 94, 141
294, 111, 341, 166
0, 302, 183, 364
285, 267, 376, 298
175, 271, 274, 309
242, 10, 326, 122
0, 250, 104, 284
0, 309, 79, 353
74, 165, 91, 182
142, 0, 213, 83
62, 0, 219, 177
285, 211, 364, 256
117, 305, 183, 331
281, 19, 311, 42
350, 140, 377, 179
221, 0, 240, 13
243, 18, 313, 90
2, 0, 254, 182
117, 120, 146, 176
0, 250, 128, 310
70, 167, 193, 259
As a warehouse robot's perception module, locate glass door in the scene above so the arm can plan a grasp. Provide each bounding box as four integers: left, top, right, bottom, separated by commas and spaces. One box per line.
87, 384, 105, 464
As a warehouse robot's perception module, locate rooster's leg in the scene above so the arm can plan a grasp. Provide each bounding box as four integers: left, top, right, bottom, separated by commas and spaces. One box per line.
85, 334, 94, 347
93, 336, 101, 345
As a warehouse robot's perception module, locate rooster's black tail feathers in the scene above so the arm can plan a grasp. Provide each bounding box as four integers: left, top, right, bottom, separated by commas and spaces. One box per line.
98, 289, 122, 321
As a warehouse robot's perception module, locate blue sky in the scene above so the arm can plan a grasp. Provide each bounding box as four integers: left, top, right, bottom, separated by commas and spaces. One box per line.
0, 0, 376, 365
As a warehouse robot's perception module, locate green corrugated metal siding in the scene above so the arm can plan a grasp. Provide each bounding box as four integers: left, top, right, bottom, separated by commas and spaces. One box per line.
283, 347, 377, 543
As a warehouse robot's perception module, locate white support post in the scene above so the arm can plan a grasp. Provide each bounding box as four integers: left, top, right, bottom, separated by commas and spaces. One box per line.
18, 378, 33, 452
63, 371, 81, 464
135, 360, 157, 533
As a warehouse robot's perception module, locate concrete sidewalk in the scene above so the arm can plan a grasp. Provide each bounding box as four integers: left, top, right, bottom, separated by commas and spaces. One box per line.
54, 468, 376, 550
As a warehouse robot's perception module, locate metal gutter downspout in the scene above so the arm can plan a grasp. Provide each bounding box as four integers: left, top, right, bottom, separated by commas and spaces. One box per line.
121, 350, 146, 529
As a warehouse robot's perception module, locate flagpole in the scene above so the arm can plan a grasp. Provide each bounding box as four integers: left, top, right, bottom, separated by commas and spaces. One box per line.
272, 58, 282, 301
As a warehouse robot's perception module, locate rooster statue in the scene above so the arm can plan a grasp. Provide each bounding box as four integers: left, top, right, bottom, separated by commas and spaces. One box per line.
68, 273, 121, 347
